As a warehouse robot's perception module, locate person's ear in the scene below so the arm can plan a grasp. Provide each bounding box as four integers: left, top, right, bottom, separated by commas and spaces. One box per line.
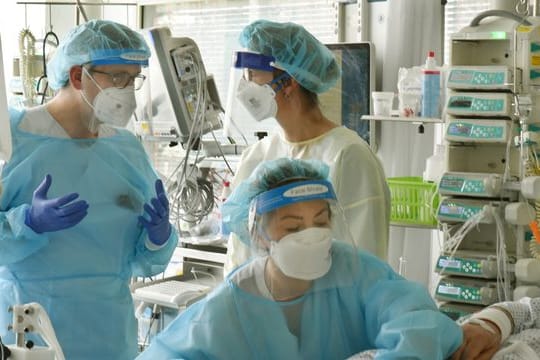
282, 78, 299, 99
69, 66, 84, 90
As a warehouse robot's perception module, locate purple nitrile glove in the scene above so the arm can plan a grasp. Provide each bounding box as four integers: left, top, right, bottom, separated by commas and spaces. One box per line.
139, 179, 171, 246
25, 174, 89, 234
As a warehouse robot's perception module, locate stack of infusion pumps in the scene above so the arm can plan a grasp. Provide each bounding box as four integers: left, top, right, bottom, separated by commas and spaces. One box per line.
435, 62, 519, 319
433, 17, 540, 319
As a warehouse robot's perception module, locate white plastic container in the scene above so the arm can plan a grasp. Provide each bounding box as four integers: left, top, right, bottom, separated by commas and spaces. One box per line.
372, 92, 394, 116
421, 51, 441, 118
423, 144, 446, 183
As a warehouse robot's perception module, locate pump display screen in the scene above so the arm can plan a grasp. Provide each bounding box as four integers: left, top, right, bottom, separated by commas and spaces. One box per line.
440, 178, 465, 189
449, 99, 473, 108
448, 123, 472, 135
439, 204, 464, 215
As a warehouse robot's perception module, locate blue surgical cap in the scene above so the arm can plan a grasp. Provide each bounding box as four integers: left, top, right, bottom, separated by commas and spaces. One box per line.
222, 158, 330, 246
239, 20, 340, 94
47, 19, 151, 90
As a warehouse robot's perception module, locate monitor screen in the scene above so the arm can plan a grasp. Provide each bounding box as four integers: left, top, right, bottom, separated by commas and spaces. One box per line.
320, 42, 374, 144
138, 27, 223, 146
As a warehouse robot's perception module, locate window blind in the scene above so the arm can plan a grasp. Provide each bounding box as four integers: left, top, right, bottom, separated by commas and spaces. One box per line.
444, 0, 491, 64
147, 0, 339, 105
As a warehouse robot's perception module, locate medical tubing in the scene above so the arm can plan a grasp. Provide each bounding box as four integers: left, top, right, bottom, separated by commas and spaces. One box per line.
469, 10, 531, 27
524, 152, 540, 260
438, 209, 487, 277
19, 29, 37, 104
190, 267, 216, 283
493, 209, 510, 301
503, 120, 515, 183
167, 51, 216, 226
37, 30, 59, 104
210, 129, 235, 176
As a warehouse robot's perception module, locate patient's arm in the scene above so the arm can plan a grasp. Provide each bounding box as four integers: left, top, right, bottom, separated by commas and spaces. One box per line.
450, 320, 501, 360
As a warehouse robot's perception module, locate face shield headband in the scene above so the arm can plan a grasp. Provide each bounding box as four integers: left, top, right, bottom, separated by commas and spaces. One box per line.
249, 179, 337, 226
233, 51, 275, 72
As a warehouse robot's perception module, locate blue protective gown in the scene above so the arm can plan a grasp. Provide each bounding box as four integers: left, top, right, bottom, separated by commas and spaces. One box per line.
137, 242, 463, 360
0, 108, 178, 360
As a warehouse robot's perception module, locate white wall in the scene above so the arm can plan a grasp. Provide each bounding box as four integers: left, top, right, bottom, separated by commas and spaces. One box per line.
364, 0, 443, 289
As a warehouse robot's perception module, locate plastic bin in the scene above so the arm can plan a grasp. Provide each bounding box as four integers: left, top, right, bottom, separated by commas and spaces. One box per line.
387, 177, 439, 226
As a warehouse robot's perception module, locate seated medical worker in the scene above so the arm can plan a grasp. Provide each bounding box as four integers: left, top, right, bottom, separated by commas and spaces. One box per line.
137, 158, 462, 359
0, 20, 178, 359
451, 296, 540, 360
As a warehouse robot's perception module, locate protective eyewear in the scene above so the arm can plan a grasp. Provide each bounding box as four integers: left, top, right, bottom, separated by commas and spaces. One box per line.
88, 69, 146, 90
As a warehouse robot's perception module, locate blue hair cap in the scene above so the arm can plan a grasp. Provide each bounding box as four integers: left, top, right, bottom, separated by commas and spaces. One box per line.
47, 19, 151, 90
239, 19, 341, 94
222, 158, 331, 246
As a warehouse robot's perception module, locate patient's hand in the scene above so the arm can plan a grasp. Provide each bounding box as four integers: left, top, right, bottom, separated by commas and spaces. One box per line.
450, 321, 502, 360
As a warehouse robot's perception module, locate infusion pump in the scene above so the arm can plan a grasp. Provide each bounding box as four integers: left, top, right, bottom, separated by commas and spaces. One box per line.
446, 92, 513, 118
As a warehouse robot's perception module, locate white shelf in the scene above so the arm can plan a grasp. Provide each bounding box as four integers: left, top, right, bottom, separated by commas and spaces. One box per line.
361, 115, 443, 124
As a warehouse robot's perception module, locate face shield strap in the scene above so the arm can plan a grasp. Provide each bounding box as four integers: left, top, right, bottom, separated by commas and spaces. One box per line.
233, 51, 275, 72
253, 179, 337, 216
268, 72, 291, 93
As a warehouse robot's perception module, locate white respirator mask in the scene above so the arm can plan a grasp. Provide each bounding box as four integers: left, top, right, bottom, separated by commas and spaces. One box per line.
236, 77, 278, 122
92, 86, 137, 127
82, 68, 137, 129
270, 227, 332, 281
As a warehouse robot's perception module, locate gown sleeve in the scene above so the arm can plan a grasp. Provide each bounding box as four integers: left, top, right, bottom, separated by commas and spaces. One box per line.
131, 226, 179, 276
331, 141, 390, 259
362, 258, 462, 359
0, 203, 50, 265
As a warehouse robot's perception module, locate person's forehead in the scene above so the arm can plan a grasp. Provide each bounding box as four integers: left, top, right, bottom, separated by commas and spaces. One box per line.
247, 68, 273, 76
272, 200, 329, 219
92, 63, 141, 74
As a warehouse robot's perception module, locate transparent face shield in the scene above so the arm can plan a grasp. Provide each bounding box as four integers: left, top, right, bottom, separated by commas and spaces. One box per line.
230, 179, 358, 302
132, 65, 153, 135
223, 51, 282, 138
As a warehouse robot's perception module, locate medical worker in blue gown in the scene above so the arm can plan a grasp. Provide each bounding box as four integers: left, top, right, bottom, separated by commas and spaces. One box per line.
0, 20, 178, 360
137, 158, 463, 360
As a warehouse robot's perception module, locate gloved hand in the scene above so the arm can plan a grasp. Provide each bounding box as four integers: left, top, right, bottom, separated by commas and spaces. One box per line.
25, 174, 89, 234
139, 179, 171, 246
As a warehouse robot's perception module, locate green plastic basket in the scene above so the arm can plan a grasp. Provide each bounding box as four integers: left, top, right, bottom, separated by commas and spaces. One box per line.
387, 177, 439, 226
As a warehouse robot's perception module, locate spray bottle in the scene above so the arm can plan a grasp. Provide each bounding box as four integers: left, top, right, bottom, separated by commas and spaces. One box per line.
421, 51, 441, 118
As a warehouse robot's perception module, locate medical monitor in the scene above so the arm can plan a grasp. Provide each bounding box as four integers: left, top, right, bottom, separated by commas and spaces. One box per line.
320, 42, 374, 144
139, 27, 222, 146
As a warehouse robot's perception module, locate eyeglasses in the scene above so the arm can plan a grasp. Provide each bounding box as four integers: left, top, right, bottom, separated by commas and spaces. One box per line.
88, 69, 146, 90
